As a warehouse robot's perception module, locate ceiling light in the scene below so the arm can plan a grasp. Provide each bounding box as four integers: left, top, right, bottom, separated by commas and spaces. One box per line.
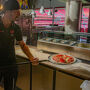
0, 4, 3, 10
39, 6, 45, 14
47, 9, 52, 15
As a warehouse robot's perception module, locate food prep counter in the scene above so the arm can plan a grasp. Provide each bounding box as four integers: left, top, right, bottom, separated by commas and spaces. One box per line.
15, 45, 90, 90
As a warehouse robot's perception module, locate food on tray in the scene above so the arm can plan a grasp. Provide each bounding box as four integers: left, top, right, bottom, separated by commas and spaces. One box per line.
76, 43, 90, 48
44, 38, 52, 41
60, 40, 69, 44
42, 38, 46, 40
46, 38, 49, 41
53, 39, 60, 43
47, 38, 53, 42
52, 54, 75, 64
69, 41, 77, 46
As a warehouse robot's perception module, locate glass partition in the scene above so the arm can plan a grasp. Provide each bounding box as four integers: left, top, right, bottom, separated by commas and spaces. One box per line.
38, 30, 90, 49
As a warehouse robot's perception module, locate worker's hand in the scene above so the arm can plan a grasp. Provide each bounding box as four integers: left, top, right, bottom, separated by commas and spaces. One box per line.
30, 58, 39, 65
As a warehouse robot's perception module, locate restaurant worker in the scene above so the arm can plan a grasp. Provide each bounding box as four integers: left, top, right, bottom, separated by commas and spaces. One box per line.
0, 0, 38, 90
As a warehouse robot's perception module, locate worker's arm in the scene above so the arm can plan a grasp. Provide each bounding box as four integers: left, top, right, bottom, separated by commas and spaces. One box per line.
18, 40, 38, 65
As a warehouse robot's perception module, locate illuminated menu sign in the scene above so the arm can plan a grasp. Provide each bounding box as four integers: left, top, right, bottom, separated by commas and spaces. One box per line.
17, 0, 29, 9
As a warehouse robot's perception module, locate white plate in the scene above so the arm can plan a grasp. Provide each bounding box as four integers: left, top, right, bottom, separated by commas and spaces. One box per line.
48, 54, 77, 65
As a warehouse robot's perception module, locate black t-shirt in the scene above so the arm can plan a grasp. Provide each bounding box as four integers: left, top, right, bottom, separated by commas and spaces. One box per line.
0, 17, 22, 65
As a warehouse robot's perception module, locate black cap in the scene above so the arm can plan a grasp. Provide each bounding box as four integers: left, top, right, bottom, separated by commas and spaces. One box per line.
3, 0, 20, 11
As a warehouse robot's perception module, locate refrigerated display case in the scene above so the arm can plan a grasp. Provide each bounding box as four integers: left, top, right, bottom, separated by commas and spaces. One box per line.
37, 30, 90, 60
38, 30, 90, 48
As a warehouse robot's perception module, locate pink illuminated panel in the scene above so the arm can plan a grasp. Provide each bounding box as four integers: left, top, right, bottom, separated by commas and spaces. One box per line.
34, 9, 53, 26
34, 8, 89, 32
54, 9, 65, 25
81, 8, 89, 32
34, 8, 65, 26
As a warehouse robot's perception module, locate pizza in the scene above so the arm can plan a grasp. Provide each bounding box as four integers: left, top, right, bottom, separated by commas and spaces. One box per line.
50, 54, 76, 64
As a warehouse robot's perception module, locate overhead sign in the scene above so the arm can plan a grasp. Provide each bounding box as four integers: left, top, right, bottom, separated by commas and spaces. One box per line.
17, 0, 29, 9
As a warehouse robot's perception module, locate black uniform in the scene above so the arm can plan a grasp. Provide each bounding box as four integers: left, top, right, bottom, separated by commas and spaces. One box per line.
0, 17, 22, 90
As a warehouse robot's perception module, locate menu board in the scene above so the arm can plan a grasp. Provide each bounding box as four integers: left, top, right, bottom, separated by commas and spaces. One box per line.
17, 0, 29, 9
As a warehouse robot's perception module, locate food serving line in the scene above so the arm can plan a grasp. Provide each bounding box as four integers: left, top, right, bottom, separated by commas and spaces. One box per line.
15, 46, 90, 90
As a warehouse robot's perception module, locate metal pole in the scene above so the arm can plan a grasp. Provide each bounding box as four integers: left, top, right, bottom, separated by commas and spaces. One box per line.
88, 8, 90, 33
12, 78, 15, 90
87, 8, 90, 43
52, 70, 56, 90
30, 63, 32, 90
52, 7, 55, 26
